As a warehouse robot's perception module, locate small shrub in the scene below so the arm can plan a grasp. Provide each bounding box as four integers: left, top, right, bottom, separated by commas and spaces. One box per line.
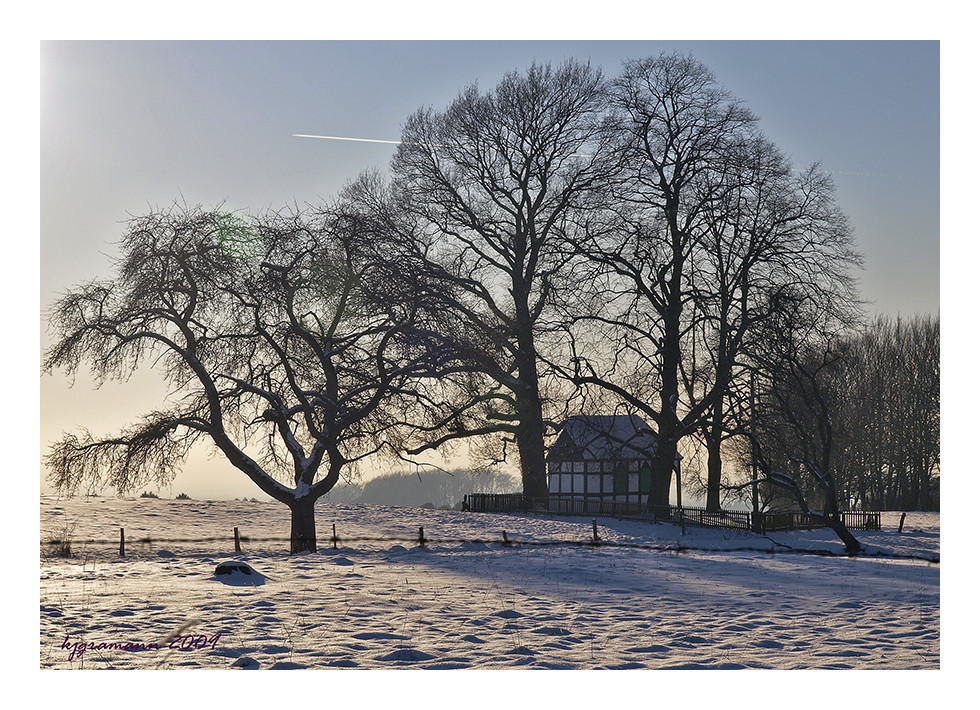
175, 493, 191, 500
45, 522, 76, 558
140, 491, 159, 498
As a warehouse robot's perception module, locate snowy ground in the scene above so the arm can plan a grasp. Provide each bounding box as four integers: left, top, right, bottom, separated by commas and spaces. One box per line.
40, 495, 939, 672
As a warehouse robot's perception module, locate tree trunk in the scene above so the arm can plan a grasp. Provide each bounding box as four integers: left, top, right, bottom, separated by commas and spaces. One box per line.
515, 395, 549, 501
648, 216, 685, 512
513, 309, 548, 502
704, 437, 721, 511
648, 435, 677, 510
705, 429, 723, 512
817, 512, 862, 555
289, 496, 318, 553
649, 298, 682, 511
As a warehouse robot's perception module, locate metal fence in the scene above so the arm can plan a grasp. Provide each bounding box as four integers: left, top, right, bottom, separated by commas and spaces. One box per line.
462, 493, 881, 533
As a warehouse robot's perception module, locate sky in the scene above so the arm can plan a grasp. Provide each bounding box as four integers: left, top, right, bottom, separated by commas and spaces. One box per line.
37, 39, 942, 501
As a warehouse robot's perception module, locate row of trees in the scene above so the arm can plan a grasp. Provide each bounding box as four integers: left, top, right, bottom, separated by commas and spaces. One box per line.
44, 53, 936, 553
759, 314, 940, 513
716, 314, 940, 553
843, 315, 940, 511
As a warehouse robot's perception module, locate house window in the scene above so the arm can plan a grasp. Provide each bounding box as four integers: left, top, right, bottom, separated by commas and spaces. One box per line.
613, 465, 628, 495
640, 464, 652, 494
587, 474, 600, 496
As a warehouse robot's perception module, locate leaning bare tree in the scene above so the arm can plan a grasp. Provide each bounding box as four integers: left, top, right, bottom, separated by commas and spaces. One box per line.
368, 60, 620, 498
740, 291, 863, 553
44, 204, 447, 552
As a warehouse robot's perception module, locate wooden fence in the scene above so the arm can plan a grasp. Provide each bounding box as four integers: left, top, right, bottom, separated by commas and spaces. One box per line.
462, 493, 881, 533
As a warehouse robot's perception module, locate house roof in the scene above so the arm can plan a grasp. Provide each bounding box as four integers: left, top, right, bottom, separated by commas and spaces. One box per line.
548, 415, 660, 462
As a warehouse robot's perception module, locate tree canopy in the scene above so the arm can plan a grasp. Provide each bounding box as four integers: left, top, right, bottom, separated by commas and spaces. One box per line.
44, 204, 452, 551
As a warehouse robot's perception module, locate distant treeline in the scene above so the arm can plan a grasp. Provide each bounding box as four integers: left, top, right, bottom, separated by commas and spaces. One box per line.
327, 469, 521, 510
834, 315, 939, 510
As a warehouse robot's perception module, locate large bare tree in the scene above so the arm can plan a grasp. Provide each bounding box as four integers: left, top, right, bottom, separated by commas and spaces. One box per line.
560, 53, 860, 511
559, 52, 761, 509
375, 61, 620, 498
691, 147, 860, 511
44, 204, 447, 552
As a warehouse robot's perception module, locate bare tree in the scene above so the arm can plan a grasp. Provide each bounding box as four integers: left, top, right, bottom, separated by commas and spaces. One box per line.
692, 147, 861, 511
740, 294, 863, 553
559, 53, 763, 509
558, 53, 860, 513
368, 61, 620, 498
43, 204, 447, 552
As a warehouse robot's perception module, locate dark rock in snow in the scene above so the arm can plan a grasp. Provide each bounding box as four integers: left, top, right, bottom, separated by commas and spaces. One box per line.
214, 560, 266, 586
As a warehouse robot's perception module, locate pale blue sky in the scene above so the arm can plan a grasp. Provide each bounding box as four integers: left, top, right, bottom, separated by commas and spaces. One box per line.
39, 40, 941, 499
41, 41, 939, 314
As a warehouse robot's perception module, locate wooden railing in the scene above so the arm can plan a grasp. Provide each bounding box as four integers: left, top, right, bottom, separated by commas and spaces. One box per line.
462, 494, 881, 532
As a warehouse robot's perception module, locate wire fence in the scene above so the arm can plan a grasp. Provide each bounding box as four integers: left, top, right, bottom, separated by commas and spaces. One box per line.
42, 520, 938, 564
464, 494, 883, 533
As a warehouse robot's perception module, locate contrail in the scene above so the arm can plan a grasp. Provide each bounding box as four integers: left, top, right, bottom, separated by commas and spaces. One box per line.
292, 133, 914, 180
292, 134, 404, 145
292, 133, 595, 158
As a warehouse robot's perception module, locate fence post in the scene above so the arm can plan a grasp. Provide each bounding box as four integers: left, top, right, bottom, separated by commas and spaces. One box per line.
591, 519, 600, 546
502, 531, 511, 547
332, 523, 338, 549
418, 527, 426, 548
119, 528, 125, 557
898, 512, 906, 533
234, 527, 241, 553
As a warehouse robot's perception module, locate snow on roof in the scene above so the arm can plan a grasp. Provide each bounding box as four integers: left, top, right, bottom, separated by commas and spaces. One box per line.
548, 415, 659, 462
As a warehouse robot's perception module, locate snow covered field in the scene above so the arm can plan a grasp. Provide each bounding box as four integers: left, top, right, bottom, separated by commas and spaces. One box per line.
40, 495, 939, 671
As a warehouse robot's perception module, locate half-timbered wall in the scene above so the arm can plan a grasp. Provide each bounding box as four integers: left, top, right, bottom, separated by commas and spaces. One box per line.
547, 460, 654, 505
